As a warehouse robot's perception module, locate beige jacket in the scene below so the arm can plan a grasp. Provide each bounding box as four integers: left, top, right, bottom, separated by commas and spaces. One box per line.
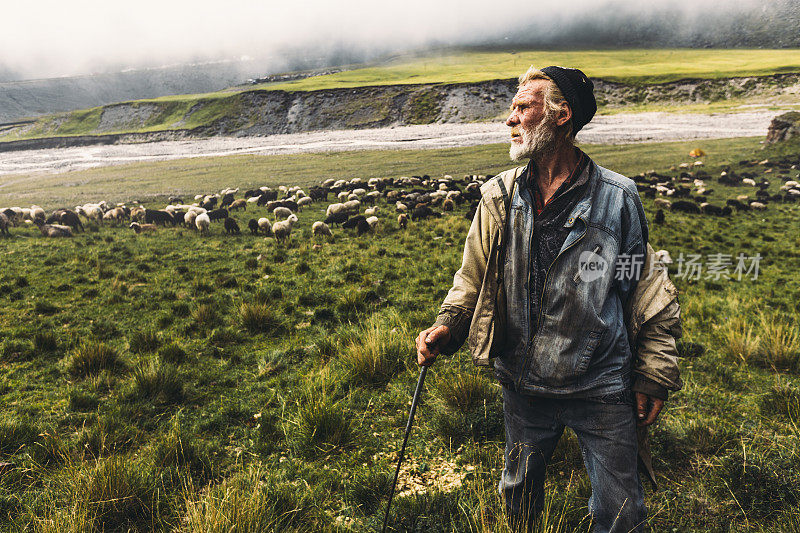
432, 165, 683, 486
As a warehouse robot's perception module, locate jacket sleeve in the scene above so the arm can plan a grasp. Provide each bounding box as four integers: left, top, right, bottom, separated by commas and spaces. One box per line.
431, 197, 492, 355
632, 298, 684, 399
615, 188, 650, 307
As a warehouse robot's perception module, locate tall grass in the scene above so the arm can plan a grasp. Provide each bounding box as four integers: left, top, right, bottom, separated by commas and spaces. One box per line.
339, 313, 410, 387
758, 312, 800, 372
66, 341, 123, 377
181, 468, 318, 532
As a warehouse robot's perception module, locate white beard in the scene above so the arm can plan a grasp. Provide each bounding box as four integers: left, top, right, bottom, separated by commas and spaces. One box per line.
509, 113, 557, 162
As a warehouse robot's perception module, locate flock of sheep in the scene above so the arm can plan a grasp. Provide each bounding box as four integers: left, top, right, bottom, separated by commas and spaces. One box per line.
633, 158, 800, 224
1, 156, 798, 241
0, 175, 484, 241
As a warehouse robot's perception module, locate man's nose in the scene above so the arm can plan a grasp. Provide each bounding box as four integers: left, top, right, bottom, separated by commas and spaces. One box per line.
506, 112, 517, 127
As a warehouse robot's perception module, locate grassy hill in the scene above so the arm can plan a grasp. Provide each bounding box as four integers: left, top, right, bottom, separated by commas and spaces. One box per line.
1, 136, 799, 531
2, 49, 800, 144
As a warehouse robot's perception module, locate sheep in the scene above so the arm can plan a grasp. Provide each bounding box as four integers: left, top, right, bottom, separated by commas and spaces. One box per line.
248, 219, 259, 235
670, 201, 701, 214
398, 213, 408, 229
257, 217, 272, 235
297, 197, 313, 210
325, 211, 349, 225
273, 206, 293, 219
366, 216, 379, 230
224, 218, 240, 234
30, 206, 45, 222
654, 198, 672, 210
654, 209, 665, 224
207, 208, 229, 222
364, 206, 378, 216
742, 178, 756, 187
34, 220, 72, 237
272, 214, 298, 243
342, 215, 367, 230
396, 202, 408, 213
229, 199, 248, 211
343, 199, 361, 214
0, 212, 9, 236
326, 203, 346, 218
312, 221, 332, 237
750, 201, 767, 211
184, 211, 198, 227
129, 222, 157, 234
442, 199, 455, 212
195, 213, 211, 234
145, 209, 175, 226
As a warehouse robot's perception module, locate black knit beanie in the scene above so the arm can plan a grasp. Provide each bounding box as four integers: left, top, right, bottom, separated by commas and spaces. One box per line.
540, 66, 596, 135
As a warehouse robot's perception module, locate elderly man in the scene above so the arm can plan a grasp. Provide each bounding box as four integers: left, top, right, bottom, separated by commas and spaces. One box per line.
415, 66, 682, 532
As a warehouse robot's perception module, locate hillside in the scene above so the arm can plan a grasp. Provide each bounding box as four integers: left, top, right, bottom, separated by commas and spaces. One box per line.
2, 49, 800, 150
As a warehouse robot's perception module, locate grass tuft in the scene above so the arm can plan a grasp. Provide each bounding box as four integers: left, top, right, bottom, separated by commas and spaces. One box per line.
130, 360, 184, 405
67, 342, 123, 378
129, 329, 161, 354
239, 303, 284, 335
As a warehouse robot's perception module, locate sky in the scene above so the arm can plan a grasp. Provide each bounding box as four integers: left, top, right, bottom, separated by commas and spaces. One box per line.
0, 0, 774, 81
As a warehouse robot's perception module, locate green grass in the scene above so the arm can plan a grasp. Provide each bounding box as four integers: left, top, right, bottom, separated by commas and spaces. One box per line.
259, 48, 800, 91
1, 136, 800, 530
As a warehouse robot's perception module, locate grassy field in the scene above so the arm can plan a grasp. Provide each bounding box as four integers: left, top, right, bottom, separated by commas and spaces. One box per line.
257, 49, 800, 91
0, 136, 767, 209
1, 137, 800, 531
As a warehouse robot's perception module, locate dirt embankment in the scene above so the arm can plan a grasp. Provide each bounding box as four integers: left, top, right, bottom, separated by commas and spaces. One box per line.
1, 73, 798, 152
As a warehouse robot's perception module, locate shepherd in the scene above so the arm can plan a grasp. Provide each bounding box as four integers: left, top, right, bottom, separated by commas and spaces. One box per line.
415, 66, 683, 532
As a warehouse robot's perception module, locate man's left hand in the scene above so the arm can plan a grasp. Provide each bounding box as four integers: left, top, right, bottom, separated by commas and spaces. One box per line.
635, 392, 664, 427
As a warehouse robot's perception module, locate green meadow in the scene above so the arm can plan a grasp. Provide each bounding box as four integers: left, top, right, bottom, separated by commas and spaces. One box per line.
0, 137, 799, 531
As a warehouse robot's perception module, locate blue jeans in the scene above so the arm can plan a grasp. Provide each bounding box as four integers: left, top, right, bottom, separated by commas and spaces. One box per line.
499, 386, 646, 533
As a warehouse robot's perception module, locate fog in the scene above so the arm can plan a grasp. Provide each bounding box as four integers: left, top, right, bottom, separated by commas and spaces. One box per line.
1, 0, 795, 82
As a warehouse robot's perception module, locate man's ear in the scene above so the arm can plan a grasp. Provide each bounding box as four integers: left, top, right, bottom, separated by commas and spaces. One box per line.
556, 102, 572, 127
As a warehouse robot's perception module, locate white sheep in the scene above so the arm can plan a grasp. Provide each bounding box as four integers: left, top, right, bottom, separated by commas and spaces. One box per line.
297, 197, 313, 210
272, 214, 298, 243
312, 221, 332, 237
273, 206, 293, 219
195, 213, 211, 234
396, 202, 408, 213
326, 203, 346, 217
742, 178, 756, 187
654, 198, 672, 210
750, 201, 767, 211
184, 211, 198, 227
366, 216, 379, 230
364, 206, 378, 216
258, 217, 272, 235
337, 191, 350, 201
343, 200, 360, 214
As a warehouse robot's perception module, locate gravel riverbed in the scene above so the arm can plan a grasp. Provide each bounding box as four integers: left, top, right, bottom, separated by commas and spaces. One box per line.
0, 111, 778, 176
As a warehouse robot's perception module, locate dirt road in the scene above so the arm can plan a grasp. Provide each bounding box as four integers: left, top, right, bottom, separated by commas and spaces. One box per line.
0, 111, 777, 176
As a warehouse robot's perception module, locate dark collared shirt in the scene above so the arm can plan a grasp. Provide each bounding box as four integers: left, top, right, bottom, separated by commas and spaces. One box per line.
522, 149, 592, 337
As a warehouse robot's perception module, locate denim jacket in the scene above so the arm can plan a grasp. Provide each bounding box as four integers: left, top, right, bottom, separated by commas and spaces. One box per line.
432, 163, 681, 395
494, 159, 648, 397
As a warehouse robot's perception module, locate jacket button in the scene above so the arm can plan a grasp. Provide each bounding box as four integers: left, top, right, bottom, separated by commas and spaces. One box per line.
568, 217, 575, 224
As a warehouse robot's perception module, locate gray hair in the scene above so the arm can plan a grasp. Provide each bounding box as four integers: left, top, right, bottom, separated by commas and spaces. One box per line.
518, 66, 575, 145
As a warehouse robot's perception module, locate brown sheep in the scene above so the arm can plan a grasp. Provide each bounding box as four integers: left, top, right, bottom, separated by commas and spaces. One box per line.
129, 222, 157, 234
229, 199, 247, 211
34, 220, 72, 237
398, 213, 408, 229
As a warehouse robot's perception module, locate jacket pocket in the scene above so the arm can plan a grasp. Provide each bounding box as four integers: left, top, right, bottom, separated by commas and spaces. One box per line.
574, 328, 605, 374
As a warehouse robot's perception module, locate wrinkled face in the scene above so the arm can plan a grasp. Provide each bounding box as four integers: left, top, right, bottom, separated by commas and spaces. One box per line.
506, 79, 557, 161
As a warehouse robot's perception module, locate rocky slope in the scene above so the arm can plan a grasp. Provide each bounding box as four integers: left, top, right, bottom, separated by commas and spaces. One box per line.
1, 73, 798, 152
